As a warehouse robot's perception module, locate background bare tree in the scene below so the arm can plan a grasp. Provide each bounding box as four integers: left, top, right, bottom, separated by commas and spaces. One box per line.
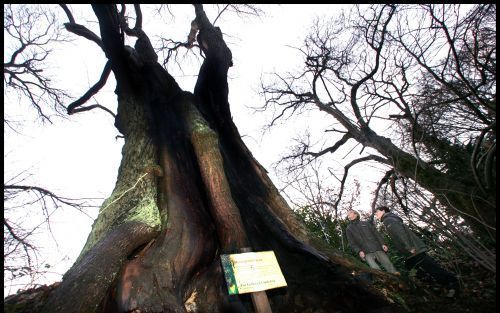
261, 4, 495, 272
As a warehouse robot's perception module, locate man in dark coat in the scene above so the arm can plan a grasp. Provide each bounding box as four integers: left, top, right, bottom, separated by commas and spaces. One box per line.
375, 206, 460, 297
346, 209, 399, 274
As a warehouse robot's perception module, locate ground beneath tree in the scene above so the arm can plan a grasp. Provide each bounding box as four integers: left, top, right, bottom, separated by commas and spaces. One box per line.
402, 289, 495, 313
369, 269, 496, 313
5, 272, 495, 313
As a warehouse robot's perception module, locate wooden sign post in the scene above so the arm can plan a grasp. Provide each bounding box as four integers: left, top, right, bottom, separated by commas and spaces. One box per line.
221, 248, 287, 313
241, 247, 273, 313
250, 289, 272, 313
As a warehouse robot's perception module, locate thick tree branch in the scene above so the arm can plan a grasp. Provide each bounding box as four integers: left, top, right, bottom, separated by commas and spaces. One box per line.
66, 61, 112, 114
118, 4, 144, 38
59, 4, 104, 50
304, 133, 353, 159
192, 4, 232, 67
69, 104, 116, 118
92, 4, 125, 61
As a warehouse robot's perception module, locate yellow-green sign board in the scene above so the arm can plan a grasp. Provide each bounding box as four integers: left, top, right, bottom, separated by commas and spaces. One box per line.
221, 251, 287, 295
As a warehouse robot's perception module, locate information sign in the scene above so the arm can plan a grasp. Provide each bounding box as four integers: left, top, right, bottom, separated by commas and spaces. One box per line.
221, 251, 287, 295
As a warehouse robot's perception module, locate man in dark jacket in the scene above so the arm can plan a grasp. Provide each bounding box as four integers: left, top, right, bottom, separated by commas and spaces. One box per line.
346, 209, 399, 274
375, 206, 459, 297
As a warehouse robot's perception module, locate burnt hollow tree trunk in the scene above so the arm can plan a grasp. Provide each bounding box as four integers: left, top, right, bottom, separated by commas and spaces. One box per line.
27, 5, 403, 313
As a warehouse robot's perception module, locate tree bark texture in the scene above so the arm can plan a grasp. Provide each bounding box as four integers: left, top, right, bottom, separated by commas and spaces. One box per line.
8, 5, 406, 313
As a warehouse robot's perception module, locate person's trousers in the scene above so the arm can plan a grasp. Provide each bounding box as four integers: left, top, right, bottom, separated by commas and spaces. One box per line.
365, 251, 398, 273
405, 252, 458, 288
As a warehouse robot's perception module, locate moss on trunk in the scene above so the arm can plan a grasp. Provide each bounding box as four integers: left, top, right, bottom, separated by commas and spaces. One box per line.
77, 95, 161, 262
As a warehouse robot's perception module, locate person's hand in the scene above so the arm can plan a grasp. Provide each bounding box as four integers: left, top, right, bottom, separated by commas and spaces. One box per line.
382, 245, 388, 252
359, 251, 365, 259
410, 248, 416, 254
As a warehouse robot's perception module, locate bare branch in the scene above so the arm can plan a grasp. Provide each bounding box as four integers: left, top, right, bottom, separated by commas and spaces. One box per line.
371, 169, 395, 212
212, 4, 263, 26
213, 4, 230, 25
350, 5, 396, 129
335, 155, 389, 211
4, 218, 37, 253
4, 4, 70, 123
470, 122, 495, 195
4, 184, 99, 216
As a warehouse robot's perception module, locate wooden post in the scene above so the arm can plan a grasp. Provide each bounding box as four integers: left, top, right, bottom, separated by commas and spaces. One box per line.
250, 291, 273, 313
240, 247, 273, 313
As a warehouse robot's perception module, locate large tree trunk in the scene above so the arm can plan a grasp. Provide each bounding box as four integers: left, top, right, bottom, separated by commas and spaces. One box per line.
7, 5, 404, 313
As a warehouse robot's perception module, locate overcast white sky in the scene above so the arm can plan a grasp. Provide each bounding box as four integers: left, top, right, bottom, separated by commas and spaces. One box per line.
4, 4, 388, 296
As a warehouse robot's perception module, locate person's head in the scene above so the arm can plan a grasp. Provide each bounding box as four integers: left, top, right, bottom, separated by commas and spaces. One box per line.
375, 206, 390, 220
347, 209, 360, 221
